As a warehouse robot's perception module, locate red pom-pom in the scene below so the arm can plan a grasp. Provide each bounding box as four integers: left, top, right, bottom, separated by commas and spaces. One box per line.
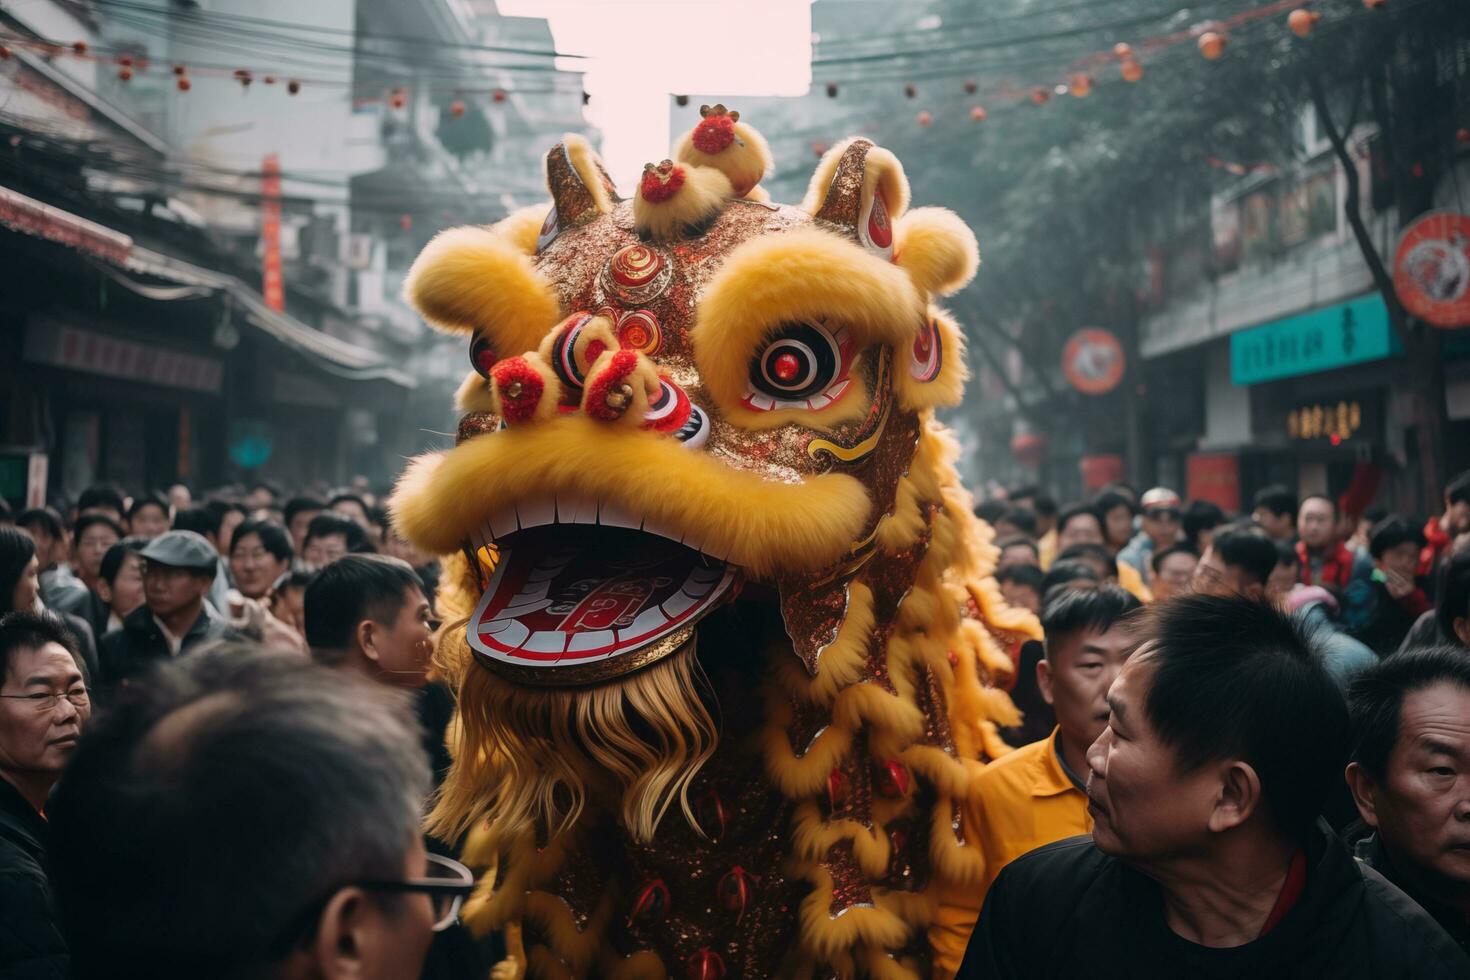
287, 80, 301, 95
490, 357, 545, 425
176, 76, 191, 92
639, 164, 686, 203
691, 114, 736, 155
585, 350, 640, 421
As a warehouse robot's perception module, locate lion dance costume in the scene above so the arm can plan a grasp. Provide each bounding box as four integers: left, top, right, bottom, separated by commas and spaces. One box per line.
390, 106, 1040, 979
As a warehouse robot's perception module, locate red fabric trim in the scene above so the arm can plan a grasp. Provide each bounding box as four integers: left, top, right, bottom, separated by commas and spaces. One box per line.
489, 356, 544, 425
1259, 848, 1307, 937
1296, 542, 1353, 590
1419, 518, 1452, 577
584, 349, 639, 421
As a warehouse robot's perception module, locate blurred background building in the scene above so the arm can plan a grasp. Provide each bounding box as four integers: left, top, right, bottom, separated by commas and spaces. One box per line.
0, 0, 590, 500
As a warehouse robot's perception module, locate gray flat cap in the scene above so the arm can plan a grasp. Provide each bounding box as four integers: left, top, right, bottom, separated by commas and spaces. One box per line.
138, 530, 218, 571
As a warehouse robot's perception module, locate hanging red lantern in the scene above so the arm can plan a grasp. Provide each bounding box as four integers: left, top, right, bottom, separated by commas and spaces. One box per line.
450, 99, 466, 118
1114, 42, 1133, 60
970, 105, 987, 122
1069, 73, 1092, 97
287, 79, 301, 95
1288, 9, 1320, 36
118, 55, 134, 67
390, 89, 407, 109
72, 41, 88, 55
825, 82, 838, 98
811, 139, 829, 158
1198, 31, 1226, 60
118, 66, 132, 81
964, 78, 978, 94
493, 88, 507, 103
904, 83, 917, 98
176, 76, 191, 92
1010, 433, 1048, 468
0, 46, 10, 60
234, 69, 253, 87
263, 75, 277, 85
1121, 58, 1144, 82
1457, 128, 1470, 144
172, 64, 186, 75
399, 213, 413, 231
1031, 87, 1050, 106
916, 110, 932, 126
1411, 162, 1425, 178
1363, 0, 1386, 8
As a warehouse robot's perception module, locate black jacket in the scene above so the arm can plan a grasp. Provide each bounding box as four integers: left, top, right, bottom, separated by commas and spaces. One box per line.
1355, 833, 1470, 955
97, 603, 241, 691
0, 779, 66, 978
958, 822, 1470, 979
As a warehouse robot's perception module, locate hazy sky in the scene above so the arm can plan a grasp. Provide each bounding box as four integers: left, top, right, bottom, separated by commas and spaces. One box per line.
500, 0, 813, 189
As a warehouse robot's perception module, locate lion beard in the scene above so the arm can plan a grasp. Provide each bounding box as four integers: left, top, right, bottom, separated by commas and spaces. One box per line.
427, 621, 720, 846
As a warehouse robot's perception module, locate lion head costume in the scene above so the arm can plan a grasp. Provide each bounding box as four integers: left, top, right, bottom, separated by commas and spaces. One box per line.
390, 106, 1039, 979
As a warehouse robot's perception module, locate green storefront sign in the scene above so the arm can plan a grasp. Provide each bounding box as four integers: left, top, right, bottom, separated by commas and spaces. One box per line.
1231, 293, 1401, 386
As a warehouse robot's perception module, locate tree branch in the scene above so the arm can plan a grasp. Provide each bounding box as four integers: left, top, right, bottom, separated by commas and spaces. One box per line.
967, 328, 1051, 432
1308, 72, 1408, 340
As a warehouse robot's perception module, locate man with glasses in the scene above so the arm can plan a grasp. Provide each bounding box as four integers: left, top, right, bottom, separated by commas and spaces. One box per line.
1118, 487, 1183, 577
0, 611, 91, 975
46, 646, 473, 979
97, 530, 240, 693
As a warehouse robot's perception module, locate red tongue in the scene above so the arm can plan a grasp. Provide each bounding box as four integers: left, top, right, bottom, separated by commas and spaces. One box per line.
468, 526, 735, 684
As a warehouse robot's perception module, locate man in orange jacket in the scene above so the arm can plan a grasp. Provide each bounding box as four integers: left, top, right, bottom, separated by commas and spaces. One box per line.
931, 585, 1143, 976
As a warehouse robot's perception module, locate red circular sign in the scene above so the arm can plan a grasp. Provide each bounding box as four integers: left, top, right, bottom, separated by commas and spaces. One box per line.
1062, 328, 1125, 395
1394, 211, 1470, 329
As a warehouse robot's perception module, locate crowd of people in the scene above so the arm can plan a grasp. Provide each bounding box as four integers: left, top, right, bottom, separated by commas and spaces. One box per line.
0, 470, 1468, 977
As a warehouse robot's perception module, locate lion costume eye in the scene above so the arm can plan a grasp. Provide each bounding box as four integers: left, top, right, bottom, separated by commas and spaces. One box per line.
470, 334, 497, 379
742, 321, 854, 412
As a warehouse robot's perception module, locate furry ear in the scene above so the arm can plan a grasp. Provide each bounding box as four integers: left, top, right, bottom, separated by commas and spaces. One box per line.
893, 306, 968, 411
802, 138, 910, 261
492, 203, 553, 256
403, 226, 560, 355
540, 134, 617, 250
893, 207, 979, 297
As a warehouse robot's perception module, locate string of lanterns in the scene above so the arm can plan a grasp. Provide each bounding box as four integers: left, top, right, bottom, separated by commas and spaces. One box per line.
791, 0, 1409, 133
0, 32, 579, 105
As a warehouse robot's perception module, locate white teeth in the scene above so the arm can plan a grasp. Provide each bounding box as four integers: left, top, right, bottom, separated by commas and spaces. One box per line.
662, 590, 698, 618
624, 606, 670, 637
489, 508, 519, 540
747, 392, 776, 411
641, 515, 681, 544
517, 496, 556, 529
598, 499, 641, 530
703, 540, 730, 562
566, 629, 616, 653
560, 494, 598, 525
807, 393, 832, 410
680, 528, 707, 554
690, 565, 724, 585
523, 631, 568, 654
479, 619, 528, 648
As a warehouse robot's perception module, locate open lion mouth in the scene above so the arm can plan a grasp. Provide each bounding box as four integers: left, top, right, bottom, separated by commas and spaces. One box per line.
465, 497, 740, 685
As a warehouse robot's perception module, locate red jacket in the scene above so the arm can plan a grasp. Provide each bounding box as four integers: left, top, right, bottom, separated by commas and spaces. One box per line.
1418, 518, 1452, 579
1297, 541, 1354, 591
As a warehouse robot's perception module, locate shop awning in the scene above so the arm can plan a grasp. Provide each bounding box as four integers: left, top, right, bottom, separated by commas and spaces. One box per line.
0, 183, 417, 389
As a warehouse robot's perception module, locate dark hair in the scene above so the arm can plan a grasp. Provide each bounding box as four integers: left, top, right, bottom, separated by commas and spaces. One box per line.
1139, 594, 1349, 838
327, 493, 370, 516
1056, 542, 1117, 576
15, 507, 64, 541
172, 506, 223, 538
127, 494, 169, 523
282, 496, 325, 527
1274, 539, 1301, 569
1151, 544, 1199, 575
1436, 549, 1470, 643
995, 535, 1040, 560
73, 513, 124, 543
995, 562, 1044, 592
1299, 493, 1337, 518
1368, 515, 1426, 560
249, 479, 282, 500
47, 648, 429, 977
974, 499, 1008, 525
1056, 503, 1101, 536
229, 521, 293, 563
77, 485, 125, 517
1092, 490, 1137, 518
0, 496, 10, 523
1209, 524, 1278, 587
1362, 505, 1389, 526
99, 538, 147, 587
280, 569, 316, 592
1348, 645, 1470, 781
1182, 500, 1226, 548
1446, 470, 1470, 508
1253, 485, 1298, 519
0, 527, 38, 615
304, 554, 422, 656
1041, 560, 1102, 599
1041, 585, 1141, 660
0, 608, 80, 676
1032, 494, 1058, 518
204, 498, 248, 522
303, 513, 373, 554
996, 508, 1038, 538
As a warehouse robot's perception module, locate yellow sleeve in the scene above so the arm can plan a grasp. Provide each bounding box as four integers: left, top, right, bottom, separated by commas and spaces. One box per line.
928, 788, 990, 978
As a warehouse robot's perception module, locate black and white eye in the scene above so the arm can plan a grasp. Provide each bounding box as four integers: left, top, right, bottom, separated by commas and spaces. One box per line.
470, 334, 497, 379
742, 321, 854, 412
